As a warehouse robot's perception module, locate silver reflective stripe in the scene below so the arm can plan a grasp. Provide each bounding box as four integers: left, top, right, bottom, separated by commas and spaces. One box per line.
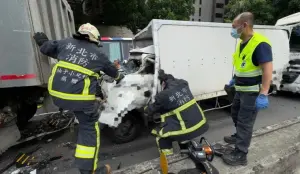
235, 69, 262, 77
234, 84, 261, 92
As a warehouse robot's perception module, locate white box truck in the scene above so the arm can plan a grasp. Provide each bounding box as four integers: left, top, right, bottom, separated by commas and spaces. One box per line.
0, 0, 75, 154
275, 12, 300, 93
133, 20, 290, 101
99, 19, 291, 144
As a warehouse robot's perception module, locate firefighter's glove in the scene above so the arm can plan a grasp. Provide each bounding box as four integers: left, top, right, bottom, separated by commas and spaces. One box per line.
158, 69, 168, 82
256, 94, 269, 110
228, 79, 235, 87
158, 69, 165, 79
115, 73, 125, 84
33, 32, 49, 46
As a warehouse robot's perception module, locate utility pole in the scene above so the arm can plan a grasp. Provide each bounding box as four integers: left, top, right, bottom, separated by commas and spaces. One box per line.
211, 0, 216, 22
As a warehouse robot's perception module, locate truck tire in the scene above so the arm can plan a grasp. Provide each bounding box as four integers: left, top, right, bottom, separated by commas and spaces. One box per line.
104, 111, 142, 144
17, 103, 37, 130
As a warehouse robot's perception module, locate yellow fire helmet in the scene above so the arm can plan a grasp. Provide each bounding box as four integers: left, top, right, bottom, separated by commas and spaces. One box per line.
78, 23, 101, 44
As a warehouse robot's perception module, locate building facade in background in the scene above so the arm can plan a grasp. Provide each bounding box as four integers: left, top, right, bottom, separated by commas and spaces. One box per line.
190, 0, 230, 22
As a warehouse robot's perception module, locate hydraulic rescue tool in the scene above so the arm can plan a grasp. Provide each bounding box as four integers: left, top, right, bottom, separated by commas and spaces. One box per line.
179, 137, 219, 174
180, 137, 215, 162
159, 137, 218, 174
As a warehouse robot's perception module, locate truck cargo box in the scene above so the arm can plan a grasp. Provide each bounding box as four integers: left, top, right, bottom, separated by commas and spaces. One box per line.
0, 0, 75, 88
133, 20, 290, 101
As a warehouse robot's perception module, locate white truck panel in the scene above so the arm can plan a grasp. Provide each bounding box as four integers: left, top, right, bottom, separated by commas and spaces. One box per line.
275, 12, 300, 26
135, 20, 290, 101
156, 23, 235, 100
253, 28, 290, 91
0, 0, 75, 88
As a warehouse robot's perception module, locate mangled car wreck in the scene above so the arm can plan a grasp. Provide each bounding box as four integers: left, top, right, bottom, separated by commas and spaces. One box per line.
99, 45, 156, 144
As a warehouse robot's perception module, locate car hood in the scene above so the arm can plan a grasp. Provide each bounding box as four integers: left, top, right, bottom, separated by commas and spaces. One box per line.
99, 74, 154, 127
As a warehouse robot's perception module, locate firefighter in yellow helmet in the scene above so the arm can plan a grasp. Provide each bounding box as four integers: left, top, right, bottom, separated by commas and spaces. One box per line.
33, 23, 124, 174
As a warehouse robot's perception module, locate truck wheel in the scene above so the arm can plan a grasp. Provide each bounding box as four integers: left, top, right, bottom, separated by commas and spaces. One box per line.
104, 111, 142, 144
17, 103, 37, 130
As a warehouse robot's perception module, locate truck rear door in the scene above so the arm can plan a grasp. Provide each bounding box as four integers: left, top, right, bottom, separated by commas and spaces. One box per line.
0, 0, 41, 88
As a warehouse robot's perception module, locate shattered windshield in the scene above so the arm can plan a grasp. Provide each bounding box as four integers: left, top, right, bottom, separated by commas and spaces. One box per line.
101, 40, 133, 62
121, 59, 141, 74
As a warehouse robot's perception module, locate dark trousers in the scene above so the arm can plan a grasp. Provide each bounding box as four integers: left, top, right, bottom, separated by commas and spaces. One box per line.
231, 91, 259, 153
156, 135, 195, 155
74, 111, 101, 172
155, 123, 209, 155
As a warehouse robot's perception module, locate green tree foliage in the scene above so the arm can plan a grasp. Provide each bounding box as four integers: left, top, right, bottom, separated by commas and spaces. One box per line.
224, 0, 300, 25
70, 0, 194, 33
146, 0, 194, 21
224, 0, 274, 25
101, 0, 194, 33
273, 0, 300, 19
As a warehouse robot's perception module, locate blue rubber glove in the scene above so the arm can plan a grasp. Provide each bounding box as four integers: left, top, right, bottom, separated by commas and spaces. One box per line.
228, 79, 235, 87
256, 94, 269, 110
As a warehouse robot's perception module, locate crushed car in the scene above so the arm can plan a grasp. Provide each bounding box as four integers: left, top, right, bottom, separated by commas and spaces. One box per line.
98, 45, 156, 144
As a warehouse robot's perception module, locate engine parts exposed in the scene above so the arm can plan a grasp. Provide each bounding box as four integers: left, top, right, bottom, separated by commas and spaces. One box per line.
0, 106, 17, 128
99, 74, 154, 127
280, 59, 300, 93
282, 59, 300, 84
16, 112, 75, 145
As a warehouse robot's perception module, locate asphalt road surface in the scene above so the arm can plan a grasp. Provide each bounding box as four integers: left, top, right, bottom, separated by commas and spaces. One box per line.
0, 93, 299, 174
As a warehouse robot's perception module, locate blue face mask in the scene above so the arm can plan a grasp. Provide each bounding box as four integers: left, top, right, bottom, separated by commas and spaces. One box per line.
231, 28, 241, 39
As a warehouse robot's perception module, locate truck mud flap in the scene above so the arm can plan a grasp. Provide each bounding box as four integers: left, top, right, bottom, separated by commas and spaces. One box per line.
14, 112, 75, 146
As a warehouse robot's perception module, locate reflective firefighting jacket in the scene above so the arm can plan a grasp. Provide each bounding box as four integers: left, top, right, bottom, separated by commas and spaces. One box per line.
146, 75, 208, 137
40, 38, 120, 111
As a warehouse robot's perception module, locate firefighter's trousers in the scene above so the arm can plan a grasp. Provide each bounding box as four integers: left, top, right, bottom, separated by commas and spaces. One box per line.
74, 111, 102, 173
153, 124, 209, 156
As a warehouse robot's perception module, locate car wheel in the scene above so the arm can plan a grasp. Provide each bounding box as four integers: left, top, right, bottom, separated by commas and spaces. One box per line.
104, 111, 142, 144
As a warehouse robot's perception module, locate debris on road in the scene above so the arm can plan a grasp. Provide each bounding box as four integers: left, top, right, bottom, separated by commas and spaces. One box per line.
34, 155, 63, 170
0, 146, 41, 174
117, 162, 122, 170
10, 166, 34, 174
0, 111, 75, 174
0, 106, 17, 128
16, 112, 75, 145
2, 153, 63, 174
62, 142, 76, 150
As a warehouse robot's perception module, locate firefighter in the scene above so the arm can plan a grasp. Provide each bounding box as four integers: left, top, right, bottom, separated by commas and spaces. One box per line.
223, 12, 273, 166
144, 70, 209, 156
33, 23, 124, 174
